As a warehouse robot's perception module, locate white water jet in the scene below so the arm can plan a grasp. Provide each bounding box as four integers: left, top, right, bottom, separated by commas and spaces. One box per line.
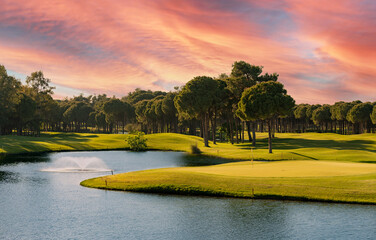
41, 156, 112, 173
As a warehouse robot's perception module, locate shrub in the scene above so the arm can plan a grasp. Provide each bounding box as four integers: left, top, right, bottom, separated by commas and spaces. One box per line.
190, 144, 202, 154
126, 132, 148, 151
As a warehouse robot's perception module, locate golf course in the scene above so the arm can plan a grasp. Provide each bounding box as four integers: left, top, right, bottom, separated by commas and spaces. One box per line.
1, 132, 375, 162
2, 132, 376, 204
81, 160, 376, 204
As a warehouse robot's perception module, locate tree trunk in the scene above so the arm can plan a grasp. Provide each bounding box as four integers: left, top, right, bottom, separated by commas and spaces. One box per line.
235, 118, 239, 144
109, 123, 113, 133
123, 116, 125, 134
241, 121, 245, 143
203, 114, 209, 147
268, 120, 272, 153
246, 121, 252, 142
252, 122, 256, 147
200, 120, 204, 138
17, 126, 22, 136
228, 116, 233, 144
342, 121, 345, 135
347, 122, 351, 134
212, 114, 216, 144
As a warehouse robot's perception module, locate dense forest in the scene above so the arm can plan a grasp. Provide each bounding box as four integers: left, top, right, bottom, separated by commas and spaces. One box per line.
1, 61, 376, 146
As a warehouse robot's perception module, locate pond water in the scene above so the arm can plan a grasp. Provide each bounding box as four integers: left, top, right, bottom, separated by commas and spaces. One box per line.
0, 151, 375, 240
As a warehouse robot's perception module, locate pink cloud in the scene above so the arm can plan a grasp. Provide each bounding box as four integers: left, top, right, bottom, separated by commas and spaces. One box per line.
0, 0, 375, 104
284, 0, 376, 98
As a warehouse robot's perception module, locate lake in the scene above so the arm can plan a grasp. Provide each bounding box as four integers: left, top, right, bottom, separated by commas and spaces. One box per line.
1, 151, 375, 239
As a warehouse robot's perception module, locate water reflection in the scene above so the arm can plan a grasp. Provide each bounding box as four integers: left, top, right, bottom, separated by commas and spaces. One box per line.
0, 170, 20, 183
0, 153, 49, 166
0, 151, 375, 240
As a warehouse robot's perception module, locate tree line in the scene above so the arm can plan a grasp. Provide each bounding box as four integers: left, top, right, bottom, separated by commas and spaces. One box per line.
1, 62, 375, 152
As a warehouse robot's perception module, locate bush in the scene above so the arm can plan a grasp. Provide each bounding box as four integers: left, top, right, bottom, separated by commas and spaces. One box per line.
126, 132, 148, 151
190, 144, 202, 154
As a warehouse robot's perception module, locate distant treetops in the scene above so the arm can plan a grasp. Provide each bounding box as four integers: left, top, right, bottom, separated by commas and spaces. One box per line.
1, 62, 375, 154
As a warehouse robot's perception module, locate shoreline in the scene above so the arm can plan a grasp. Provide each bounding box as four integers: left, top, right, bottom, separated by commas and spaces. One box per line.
2, 132, 376, 205
80, 183, 376, 206
80, 160, 376, 205
1, 132, 376, 163
1, 132, 376, 162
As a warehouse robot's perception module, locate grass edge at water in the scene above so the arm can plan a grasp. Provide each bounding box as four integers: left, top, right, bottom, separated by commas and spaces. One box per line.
80, 161, 376, 205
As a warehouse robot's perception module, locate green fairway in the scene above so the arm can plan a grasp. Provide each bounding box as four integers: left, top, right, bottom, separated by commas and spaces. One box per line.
175, 160, 376, 177
81, 160, 376, 204
1, 132, 375, 163
2, 131, 376, 204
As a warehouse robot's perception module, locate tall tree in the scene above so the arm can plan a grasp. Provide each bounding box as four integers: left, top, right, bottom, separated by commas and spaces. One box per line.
26, 71, 55, 135
63, 102, 93, 132
347, 102, 373, 133
103, 98, 131, 133
237, 81, 295, 153
174, 76, 220, 147
26, 71, 55, 95
0, 65, 21, 135
312, 105, 331, 132
162, 92, 178, 132
229, 61, 278, 145
334, 102, 353, 134
135, 100, 150, 133
95, 112, 107, 132
210, 79, 229, 144
294, 104, 309, 132
14, 90, 37, 135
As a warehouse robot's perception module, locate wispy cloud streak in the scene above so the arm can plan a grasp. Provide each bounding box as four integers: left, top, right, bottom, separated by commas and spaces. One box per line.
0, 0, 375, 103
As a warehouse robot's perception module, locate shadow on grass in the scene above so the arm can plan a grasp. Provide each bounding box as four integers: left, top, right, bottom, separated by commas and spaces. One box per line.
290, 152, 318, 160
41, 133, 99, 139
238, 138, 376, 153
178, 154, 242, 167
0, 133, 101, 154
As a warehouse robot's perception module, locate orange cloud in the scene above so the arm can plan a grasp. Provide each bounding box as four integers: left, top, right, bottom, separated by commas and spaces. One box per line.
0, 0, 375, 103
284, 0, 376, 98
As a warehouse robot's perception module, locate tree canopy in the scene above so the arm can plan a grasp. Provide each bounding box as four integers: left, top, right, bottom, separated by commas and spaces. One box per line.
0, 62, 375, 154
238, 81, 295, 153
174, 76, 223, 146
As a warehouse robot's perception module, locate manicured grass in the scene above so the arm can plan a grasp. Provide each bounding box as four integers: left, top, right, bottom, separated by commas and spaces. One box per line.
81, 160, 376, 204
0, 132, 128, 154
176, 160, 376, 177
1, 132, 375, 163
147, 132, 376, 163
2, 131, 375, 203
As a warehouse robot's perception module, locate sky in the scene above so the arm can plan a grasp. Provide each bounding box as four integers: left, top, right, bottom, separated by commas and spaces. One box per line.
0, 0, 375, 104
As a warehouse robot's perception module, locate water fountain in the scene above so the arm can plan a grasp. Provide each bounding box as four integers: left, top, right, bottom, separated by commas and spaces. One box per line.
41, 156, 112, 173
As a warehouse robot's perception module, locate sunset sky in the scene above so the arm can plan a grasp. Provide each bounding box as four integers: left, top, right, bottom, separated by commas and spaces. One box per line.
1, 0, 375, 103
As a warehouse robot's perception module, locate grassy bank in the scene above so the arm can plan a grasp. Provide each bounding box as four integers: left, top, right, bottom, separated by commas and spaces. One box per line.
2, 131, 376, 203
0, 132, 375, 163
81, 160, 376, 204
